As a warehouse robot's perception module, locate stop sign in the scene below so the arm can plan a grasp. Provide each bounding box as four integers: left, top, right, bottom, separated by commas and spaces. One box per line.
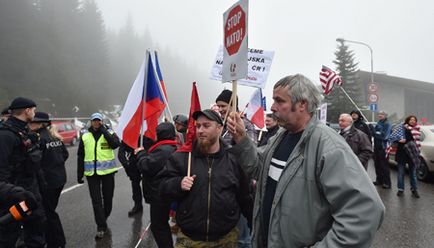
224, 5, 246, 56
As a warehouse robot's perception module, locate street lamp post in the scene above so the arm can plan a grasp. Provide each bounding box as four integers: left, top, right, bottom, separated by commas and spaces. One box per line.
336, 38, 375, 122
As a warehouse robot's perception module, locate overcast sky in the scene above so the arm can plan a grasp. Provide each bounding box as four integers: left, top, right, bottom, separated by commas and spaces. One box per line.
96, 0, 434, 106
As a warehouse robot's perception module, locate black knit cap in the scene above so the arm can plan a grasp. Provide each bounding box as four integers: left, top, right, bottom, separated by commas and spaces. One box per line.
9, 97, 36, 110
215, 89, 239, 110
193, 109, 223, 125
31, 112, 50, 123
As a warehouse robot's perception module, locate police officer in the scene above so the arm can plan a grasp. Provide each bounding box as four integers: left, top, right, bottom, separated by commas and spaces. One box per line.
29, 112, 69, 248
77, 113, 120, 239
0, 97, 46, 247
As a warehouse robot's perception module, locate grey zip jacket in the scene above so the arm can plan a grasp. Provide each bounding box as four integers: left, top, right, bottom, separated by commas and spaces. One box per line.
231, 115, 385, 248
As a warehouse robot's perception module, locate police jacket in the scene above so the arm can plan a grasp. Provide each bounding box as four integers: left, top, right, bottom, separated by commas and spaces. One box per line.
136, 139, 177, 204
0, 117, 42, 196
159, 140, 253, 242
77, 126, 120, 180
37, 128, 69, 189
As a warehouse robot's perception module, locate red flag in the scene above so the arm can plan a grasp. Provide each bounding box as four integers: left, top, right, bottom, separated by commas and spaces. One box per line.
117, 53, 166, 148
177, 82, 201, 152
319, 65, 343, 95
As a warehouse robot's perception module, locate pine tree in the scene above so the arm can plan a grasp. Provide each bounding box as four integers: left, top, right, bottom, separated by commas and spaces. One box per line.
325, 40, 362, 122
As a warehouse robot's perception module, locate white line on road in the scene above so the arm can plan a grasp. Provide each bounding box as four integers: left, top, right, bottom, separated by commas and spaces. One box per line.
61, 166, 124, 195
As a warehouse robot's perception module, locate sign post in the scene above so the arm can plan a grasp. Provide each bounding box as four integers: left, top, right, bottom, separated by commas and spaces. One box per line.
367, 82, 378, 121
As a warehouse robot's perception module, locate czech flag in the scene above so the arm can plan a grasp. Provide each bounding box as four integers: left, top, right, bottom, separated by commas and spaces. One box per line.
117, 52, 166, 148
245, 88, 265, 129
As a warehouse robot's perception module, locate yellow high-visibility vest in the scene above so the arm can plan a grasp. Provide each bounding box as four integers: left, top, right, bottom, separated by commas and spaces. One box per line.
82, 131, 117, 176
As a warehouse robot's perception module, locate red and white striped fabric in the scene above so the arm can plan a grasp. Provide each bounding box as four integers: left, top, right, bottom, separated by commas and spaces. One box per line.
407, 124, 421, 151
319, 65, 343, 95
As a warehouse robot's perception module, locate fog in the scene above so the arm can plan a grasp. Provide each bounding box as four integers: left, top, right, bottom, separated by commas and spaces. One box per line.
1, 0, 433, 119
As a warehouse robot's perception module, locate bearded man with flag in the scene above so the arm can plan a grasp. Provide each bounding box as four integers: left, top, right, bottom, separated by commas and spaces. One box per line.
159, 109, 253, 247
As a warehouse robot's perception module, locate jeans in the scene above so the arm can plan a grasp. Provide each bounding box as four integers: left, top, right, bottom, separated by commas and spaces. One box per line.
237, 215, 252, 248
397, 162, 417, 191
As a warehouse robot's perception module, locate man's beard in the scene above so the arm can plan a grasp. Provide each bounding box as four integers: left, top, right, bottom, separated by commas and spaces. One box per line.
197, 135, 219, 154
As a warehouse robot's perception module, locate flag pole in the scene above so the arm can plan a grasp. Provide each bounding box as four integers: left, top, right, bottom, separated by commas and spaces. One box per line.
338, 86, 369, 121
153, 51, 173, 122
140, 50, 150, 147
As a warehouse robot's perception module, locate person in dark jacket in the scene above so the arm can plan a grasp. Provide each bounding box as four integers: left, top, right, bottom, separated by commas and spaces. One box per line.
159, 109, 252, 247
338, 114, 373, 169
258, 113, 279, 147
118, 136, 154, 216
350, 110, 372, 141
173, 114, 188, 144
373, 110, 392, 188
29, 112, 69, 248
135, 122, 178, 248
77, 112, 120, 239
0, 97, 47, 247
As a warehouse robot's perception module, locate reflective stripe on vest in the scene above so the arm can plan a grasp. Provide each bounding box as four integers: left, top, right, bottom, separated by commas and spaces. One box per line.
82, 131, 117, 176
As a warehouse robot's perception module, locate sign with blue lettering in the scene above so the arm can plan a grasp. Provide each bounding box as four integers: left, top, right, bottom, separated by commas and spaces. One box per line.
369, 103, 378, 112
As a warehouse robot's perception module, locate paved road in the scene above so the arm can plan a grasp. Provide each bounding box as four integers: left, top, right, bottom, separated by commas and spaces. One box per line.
58, 147, 434, 247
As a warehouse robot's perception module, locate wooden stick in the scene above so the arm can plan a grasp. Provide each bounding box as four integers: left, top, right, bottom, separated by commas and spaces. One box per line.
187, 151, 192, 177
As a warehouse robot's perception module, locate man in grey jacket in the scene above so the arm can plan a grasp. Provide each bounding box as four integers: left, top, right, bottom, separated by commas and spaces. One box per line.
227, 74, 385, 248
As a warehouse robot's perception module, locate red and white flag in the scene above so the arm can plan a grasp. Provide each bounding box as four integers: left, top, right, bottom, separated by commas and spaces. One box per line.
245, 88, 265, 128
116, 53, 166, 148
319, 65, 343, 95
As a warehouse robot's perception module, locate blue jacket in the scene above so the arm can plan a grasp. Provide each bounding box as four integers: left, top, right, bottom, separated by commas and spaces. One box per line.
373, 119, 392, 149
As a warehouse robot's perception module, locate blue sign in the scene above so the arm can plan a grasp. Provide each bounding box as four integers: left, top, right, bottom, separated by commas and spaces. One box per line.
369, 103, 378, 112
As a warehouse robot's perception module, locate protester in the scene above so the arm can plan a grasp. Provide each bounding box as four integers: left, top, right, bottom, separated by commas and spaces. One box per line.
159, 109, 252, 247
373, 110, 392, 188
389, 115, 421, 198
135, 122, 178, 248
77, 112, 120, 239
227, 74, 385, 247
173, 114, 188, 144
29, 112, 69, 248
258, 113, 279, 147
0, 97, 47, 247
350, 110, 372, 140
216, 89, 257, 147
338, 113, 373, 169
118, 136, 154, 217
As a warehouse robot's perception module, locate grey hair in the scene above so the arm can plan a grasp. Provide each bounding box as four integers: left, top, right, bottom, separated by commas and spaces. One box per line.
274, 74, 323, 113
339, 113, 353, 124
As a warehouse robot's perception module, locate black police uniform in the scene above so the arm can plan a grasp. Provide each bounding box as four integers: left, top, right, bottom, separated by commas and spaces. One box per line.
37, 127, 68, 248
0, 117, 46, 247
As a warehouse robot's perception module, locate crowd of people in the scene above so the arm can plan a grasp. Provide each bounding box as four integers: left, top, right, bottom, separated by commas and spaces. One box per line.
0, 73, 426, 247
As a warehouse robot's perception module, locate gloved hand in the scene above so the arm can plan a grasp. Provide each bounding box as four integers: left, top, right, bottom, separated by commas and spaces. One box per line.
77, 178, 85, 184
12, 191, 37, 211
98, 124, 108, 133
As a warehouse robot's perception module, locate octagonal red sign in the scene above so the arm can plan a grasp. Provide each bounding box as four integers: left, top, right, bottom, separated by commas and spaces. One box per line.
224, 5, 246, 56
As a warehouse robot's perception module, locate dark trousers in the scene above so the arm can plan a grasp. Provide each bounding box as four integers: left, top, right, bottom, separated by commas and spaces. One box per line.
374, 147, 391, 186
0, 200, 46, 248
125, 165, 143, 206
86, 173, 115, 231
41, 186, 66, 248
150, 200, 173, 248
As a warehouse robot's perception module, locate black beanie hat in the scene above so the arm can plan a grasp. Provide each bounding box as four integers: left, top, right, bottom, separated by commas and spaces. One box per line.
31, 112, 51, 123
216, 89, 233, 103
9, 97, 36, 110
156, 122, 176, 141
215, 89, 239, 110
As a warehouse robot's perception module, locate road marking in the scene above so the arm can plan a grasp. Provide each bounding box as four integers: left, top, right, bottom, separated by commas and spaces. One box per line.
61, 166, 124, 195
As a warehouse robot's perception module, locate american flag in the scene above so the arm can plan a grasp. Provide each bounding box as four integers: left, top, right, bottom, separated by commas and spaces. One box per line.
319, 65, 343, 95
